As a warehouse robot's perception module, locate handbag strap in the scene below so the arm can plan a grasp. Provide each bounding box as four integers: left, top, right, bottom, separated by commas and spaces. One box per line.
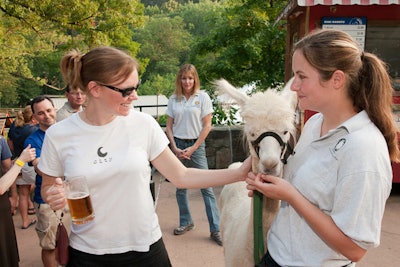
54, 210, 64, 226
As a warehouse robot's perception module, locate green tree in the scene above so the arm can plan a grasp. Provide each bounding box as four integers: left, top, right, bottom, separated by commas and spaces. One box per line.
191, 0, 288, 89
133, 15, 191, 83
0, 0, 144, 107
139, 73, 176, 97
135, 0, 226, 96
171, 0, 225, 38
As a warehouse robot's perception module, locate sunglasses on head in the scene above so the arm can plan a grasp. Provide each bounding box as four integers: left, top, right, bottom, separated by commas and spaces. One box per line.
98, 80, 141, 97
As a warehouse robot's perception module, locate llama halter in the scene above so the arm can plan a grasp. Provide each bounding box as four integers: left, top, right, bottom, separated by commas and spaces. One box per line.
250, 131, 295, 164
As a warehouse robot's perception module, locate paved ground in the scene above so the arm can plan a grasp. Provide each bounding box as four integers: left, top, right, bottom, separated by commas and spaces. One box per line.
13, 172, 400, 266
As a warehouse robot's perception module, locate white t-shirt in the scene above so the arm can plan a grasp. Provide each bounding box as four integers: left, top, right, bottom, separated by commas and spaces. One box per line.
268, 111, 392, 267
166, 90, 213, 139
38, 110, 169, 254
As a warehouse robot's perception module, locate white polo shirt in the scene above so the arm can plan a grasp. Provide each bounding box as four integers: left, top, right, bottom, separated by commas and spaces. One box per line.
166, 91, 213, 139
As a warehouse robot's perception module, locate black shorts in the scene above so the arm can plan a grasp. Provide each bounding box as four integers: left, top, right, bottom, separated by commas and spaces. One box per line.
256, 250, 281, 267
256, 251, 353, 267
66, 238, 172, 267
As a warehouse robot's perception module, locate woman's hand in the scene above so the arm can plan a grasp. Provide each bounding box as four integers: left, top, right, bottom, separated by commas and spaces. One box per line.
19, 144, 36, 163
175, 147, 191, 160
182, 146, 195, 159
246, 172, 295, 202
238, 156, 252, 181
45, 178, 67, 211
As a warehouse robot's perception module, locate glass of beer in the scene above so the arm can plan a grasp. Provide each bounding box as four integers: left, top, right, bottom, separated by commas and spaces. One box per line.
65, 176, 95, 224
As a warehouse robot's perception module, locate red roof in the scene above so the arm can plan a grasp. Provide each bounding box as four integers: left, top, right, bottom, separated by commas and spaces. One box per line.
298, 0, 400, 5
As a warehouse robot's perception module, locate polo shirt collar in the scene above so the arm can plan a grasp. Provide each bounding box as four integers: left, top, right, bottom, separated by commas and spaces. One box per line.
314, 110, 370, 141
336, 110, 370, 134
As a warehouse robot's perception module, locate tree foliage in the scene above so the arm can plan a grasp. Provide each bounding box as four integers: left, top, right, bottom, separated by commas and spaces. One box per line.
0, 0, 144, 106
139, 73, 176, 97
0, 0, 289, 113
134, 0, 225, 97
191, 0, 288, 89
134, 15, 191, 82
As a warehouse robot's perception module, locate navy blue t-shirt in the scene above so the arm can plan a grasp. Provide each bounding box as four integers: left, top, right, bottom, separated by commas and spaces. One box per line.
8, 122, 38, 158
24, 129, 45, 204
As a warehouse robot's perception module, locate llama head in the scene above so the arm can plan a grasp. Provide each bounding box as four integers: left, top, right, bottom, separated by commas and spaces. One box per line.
214, 78, 297, 176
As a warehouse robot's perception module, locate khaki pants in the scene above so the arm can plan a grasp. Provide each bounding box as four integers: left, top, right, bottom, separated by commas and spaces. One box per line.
34, 203, 71, 250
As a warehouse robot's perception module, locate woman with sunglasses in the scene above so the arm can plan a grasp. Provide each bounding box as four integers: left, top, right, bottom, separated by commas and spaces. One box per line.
38, 46, 251, 267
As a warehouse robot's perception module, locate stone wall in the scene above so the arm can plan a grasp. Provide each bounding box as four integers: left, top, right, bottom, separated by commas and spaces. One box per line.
204, 125, 249, 169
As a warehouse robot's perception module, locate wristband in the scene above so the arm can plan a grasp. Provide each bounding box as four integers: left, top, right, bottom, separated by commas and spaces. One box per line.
15, 159, 25, 167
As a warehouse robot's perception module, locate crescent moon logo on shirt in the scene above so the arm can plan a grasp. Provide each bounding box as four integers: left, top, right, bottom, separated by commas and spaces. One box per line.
97, 147, 108, 157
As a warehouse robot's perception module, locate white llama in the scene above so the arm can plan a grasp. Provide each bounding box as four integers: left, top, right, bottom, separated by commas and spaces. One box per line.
213, 78, 297, 267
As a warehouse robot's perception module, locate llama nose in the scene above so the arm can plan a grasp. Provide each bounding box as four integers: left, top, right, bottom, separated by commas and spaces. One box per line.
259, 158, 280, 175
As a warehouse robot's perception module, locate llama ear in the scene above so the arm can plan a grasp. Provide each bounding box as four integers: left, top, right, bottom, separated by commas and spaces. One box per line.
280, 77, 298, 111
212, 79, 249, 107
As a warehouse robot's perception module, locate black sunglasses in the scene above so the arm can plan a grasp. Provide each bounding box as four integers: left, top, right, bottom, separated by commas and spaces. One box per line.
98, 80, 141, 97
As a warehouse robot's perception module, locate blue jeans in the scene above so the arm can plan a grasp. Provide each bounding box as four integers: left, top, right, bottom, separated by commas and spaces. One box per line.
174, 138, 220, 233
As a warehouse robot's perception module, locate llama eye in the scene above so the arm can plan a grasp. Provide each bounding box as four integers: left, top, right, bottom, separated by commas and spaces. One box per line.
283, 131, 288, 135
